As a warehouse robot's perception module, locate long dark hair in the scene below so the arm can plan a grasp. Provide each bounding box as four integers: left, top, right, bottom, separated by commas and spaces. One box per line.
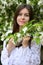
12, 4, 34, 48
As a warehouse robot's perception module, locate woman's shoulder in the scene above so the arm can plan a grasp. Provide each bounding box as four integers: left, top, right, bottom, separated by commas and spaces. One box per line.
31, 40, 41, 46
30, 41, 41, 54
31, 40, 41, 49
11, 47, 18, 53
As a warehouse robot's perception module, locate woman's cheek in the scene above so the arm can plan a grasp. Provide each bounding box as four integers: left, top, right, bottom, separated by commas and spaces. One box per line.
25, 17, 30, 22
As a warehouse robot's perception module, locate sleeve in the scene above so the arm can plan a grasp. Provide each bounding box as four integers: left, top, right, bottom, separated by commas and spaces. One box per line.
1, 40, 9, 65
1, 40, 18, 65
30, 41, 41, 65
1, 48, 9, 65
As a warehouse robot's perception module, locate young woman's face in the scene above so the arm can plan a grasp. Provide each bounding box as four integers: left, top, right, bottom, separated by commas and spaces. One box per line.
17, 8, 30, 26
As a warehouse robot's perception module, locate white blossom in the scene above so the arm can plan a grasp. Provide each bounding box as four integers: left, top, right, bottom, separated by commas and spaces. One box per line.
38, 0, 42, 5
1, 0, 7, 5
40, 32, 43, 35
40, 9, 43, 12
17, 38, 22, 43
1, 9, 5, 13
27, 0, 30, 4
17, 33, 21, 38
1, 34, 5, 41
33, 36, 37, 38
37, 26, 41, 31
3, 27, 6, 31
5, 30, 12, 36
22, 27, 27, 33
26, 33, 31, 37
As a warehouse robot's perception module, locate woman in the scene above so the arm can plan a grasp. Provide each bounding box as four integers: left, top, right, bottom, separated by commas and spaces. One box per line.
1, 4, 41, 65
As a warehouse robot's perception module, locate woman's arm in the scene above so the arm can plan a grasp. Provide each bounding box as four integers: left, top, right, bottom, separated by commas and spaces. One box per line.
1, 47, 9, 65
1, 38, 16, 65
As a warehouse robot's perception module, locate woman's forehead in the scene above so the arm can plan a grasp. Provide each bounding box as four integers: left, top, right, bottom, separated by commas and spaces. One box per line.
19, 8, 29, 14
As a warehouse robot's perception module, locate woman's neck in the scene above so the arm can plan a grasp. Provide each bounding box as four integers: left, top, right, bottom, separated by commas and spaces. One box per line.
22, 41, 29, 48
22, 44, 28, 48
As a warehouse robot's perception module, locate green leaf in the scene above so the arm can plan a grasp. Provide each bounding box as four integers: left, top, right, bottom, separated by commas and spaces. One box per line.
35, 37, 40, 44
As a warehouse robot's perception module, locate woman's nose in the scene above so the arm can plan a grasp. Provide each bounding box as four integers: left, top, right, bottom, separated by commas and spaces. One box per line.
21, 15, 25, 19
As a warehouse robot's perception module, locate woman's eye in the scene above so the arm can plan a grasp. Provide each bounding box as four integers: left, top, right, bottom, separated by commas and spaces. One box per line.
18, 13, 29, 17
25, 14, 29, 17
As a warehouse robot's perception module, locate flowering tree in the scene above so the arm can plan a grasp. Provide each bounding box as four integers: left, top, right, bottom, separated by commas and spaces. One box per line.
0, 0, 43, 48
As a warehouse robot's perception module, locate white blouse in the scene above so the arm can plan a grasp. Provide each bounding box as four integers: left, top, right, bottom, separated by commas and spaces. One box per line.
1, 41, 41, 65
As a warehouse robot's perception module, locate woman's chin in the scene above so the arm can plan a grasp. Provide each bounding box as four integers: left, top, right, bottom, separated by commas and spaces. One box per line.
19, 23, 24, 26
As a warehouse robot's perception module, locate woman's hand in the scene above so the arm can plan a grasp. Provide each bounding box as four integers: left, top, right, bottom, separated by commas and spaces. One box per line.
22, 36, 31, 45
7, 38, 16, 54
23, 36, 31, 41
22, 36, 33, 47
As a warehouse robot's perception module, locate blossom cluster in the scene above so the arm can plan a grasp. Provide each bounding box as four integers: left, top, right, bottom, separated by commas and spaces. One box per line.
3, 20, 43, 45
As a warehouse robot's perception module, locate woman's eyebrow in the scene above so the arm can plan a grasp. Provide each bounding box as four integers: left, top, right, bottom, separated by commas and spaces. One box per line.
24, 12, 29, 14
19, 12, 29, 14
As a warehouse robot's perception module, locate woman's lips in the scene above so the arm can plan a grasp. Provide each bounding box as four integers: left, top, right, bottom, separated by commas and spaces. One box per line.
20, 21, 25, 23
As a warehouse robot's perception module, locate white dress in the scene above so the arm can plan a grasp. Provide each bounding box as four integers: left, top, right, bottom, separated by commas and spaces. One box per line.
1, 41, 41, 65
